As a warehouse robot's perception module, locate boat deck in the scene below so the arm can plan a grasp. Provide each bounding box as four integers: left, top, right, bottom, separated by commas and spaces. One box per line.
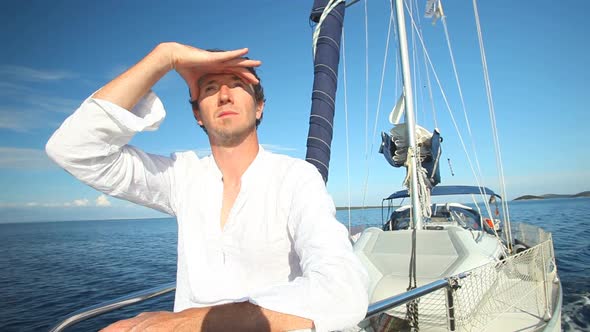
354, 224, 562, 332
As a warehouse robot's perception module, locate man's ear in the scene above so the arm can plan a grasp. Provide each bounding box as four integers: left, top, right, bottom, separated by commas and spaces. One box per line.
192, 106, 204, 126
189, 83, 204, 125
256, 100, 264, 120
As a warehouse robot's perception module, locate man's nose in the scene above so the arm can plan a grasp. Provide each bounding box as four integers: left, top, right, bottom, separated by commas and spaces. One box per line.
218, 84, 232, 105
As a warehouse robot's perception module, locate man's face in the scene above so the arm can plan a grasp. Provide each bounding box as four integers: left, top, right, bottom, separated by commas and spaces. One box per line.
193, 73, 263, 145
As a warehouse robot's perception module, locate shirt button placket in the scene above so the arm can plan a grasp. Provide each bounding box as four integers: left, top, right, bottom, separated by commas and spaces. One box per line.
222, 233, 233, 266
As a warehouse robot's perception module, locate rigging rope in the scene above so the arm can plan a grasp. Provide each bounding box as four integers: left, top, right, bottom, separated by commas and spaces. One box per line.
412, 0, 439, 129
360, 0, 396, 209
359, 0, 370, 210
364, 0, 369, 160
472, 0, 513, 251
406, 0, 508, 250
400, 1, 511, 258
402, 146, 426, 331
406, 226, 419, 331
403, 147, 433, 219
403, 1, 493, 217
409, 0, 423, 127
439, 3, 494, 218
341, 28, 353, 234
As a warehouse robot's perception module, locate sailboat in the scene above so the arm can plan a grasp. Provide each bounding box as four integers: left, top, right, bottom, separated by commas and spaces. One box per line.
50, 0, 562, 331
306, 0, 562, 331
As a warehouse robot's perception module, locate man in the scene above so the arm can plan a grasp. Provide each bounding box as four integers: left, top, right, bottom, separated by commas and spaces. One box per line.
46, 42, 368, 331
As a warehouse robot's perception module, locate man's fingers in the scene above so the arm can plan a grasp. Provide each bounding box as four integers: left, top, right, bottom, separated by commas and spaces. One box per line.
229, 67, 260, 85
223, 57, 262, 68
177, 63, 259, 85
178, 64, 260, 96
175, 47, 262, 100
208, 48, 250, 62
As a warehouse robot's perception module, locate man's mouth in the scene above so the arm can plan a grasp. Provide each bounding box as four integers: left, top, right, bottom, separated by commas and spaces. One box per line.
217, 111, 238, 118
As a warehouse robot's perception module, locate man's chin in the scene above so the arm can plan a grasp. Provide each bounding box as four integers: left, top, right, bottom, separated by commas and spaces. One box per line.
210, 129, 251, 147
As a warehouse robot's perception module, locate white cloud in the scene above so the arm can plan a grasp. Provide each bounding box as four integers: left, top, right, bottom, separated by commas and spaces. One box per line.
0, 103, 76, 132
0, 65, 80, 131
0, 81, 36, 97
96, 194, 111, 207
0, 65, 77, 82
73, 198, 90, 207
261, 144, 298, 153
0, 201, 55, 208
0, 147, 56, 169
0, 109, 34, 131
25, 95, 79, 114
1, 195, 112, 209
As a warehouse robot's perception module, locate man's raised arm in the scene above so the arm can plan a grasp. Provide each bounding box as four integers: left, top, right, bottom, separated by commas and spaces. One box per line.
92, 43, 261, 111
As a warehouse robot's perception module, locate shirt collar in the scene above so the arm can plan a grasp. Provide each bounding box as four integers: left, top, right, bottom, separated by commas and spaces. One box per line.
207, 145, 267, 185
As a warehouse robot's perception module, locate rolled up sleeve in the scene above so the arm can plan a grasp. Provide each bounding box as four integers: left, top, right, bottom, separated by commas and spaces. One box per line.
45, 91, 177, 215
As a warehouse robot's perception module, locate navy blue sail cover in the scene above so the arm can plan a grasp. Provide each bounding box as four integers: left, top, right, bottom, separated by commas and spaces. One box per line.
379, 132, 404, 168
423, 129, 441, 187
306, 0, 345, 183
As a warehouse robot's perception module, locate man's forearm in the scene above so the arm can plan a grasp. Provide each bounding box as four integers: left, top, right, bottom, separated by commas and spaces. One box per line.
93, 43, 174, 111
181, 302, 314, 332
102, 302, 314, 332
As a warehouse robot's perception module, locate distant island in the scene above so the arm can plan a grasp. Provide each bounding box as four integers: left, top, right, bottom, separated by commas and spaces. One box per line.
514, 191, 590, 201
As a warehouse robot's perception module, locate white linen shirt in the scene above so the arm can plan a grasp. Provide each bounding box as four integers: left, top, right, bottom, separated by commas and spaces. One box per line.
46, 91, 369, 331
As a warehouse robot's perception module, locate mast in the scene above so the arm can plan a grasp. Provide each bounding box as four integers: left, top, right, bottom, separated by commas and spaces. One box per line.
394, 0, 423, 229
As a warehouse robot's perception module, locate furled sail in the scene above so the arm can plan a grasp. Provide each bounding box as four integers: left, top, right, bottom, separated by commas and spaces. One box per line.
305, 0, 345, 183
379, 125, 442, 187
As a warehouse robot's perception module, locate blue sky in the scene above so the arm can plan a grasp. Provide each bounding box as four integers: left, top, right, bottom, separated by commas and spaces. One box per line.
0, 0, 588, 223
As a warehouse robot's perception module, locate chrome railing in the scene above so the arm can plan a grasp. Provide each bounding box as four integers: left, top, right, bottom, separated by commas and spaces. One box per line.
50, 276, 465, 332
365, 274, 466, 331
366, 279, 449, 318
49, 282, 175, 332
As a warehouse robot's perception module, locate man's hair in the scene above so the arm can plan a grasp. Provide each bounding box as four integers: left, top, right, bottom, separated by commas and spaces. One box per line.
189, 50, 265, 131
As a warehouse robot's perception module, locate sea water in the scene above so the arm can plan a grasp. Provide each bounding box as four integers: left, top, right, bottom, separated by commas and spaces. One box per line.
0, 198, 588, 331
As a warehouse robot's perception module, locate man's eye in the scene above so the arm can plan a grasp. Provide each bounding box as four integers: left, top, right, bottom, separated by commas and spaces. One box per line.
231, 81, 245, 88
204, 85, 218, 92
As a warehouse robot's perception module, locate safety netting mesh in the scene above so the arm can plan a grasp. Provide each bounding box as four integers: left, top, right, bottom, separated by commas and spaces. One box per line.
365, 223, 557, 332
